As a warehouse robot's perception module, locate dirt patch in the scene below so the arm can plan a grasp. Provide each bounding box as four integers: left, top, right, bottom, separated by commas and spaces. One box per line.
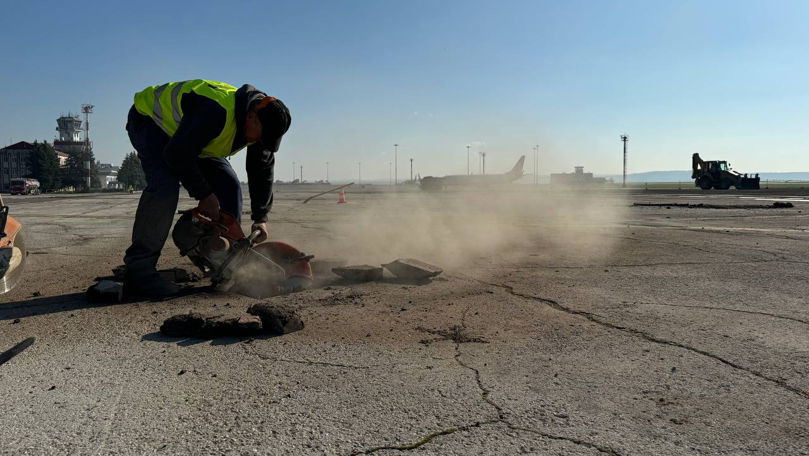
417, 325, 487, 345
317, 291, 365, 307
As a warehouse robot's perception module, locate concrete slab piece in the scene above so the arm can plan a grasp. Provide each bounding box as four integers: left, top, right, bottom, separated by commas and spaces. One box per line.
383, 258, 443, 279
309, 258, 347, 276
331, 264, 383, 282
85, 280, 123, 303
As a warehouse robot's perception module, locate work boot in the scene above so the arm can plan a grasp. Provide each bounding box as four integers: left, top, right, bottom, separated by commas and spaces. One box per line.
124, 271, 180, 298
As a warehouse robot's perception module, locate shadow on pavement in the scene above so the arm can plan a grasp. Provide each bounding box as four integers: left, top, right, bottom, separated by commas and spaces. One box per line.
0, 285, 213, 321
141, 331, 276, 347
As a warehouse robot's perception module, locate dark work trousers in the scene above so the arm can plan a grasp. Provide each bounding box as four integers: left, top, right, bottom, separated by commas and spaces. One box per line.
123, 107, 243, 276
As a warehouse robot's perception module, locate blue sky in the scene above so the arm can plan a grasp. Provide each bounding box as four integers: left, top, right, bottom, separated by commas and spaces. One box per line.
1, 0, 807, 181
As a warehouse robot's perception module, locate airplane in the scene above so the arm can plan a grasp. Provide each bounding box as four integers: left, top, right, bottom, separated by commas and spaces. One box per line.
420, 155, 525, 191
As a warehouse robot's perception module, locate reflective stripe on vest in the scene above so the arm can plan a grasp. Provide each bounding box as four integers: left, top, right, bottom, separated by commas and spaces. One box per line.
133, 80, 242, 158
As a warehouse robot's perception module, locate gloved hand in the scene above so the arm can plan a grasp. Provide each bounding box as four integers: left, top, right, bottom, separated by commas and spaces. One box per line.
197, 193, 221, 221
250, 222, 269, 243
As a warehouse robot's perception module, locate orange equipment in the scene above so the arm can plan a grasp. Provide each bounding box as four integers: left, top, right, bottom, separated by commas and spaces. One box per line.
0, 195, 26, 293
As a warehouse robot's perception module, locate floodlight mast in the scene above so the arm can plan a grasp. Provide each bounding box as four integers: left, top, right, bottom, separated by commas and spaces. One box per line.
620, 135, 629, 188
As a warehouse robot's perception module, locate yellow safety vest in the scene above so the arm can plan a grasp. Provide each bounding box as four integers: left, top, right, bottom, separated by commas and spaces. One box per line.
133, 79, 243, 158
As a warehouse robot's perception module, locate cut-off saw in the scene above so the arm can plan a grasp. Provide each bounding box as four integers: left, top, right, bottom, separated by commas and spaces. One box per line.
172, 208, 312, 298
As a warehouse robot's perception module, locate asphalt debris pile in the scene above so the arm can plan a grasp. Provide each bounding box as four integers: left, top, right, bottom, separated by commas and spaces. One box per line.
160, 304, 303, 339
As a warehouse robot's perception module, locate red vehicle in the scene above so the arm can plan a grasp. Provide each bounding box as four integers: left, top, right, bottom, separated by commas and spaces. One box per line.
9, 178, 40, 195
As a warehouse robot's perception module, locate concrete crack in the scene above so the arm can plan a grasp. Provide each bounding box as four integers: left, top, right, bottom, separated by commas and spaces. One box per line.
348, 421, 499, 455
241, 343, 371, 370
506, 424, 622, 455
639, 302, 809, 326
480, 280, 809, 400
350, 302, 624, 455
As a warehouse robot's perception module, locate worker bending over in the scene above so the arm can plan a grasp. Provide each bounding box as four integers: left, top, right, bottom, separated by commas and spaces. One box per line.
123, 79, 291, 297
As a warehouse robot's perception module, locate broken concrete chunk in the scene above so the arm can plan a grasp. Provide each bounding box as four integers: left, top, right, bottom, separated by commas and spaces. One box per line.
382, 258, 442, 279
160, 313, 264, 339
310, 258, 348, 276
331, 265, 383, 282
247, 303, 304, 335
86, 280, 123, 303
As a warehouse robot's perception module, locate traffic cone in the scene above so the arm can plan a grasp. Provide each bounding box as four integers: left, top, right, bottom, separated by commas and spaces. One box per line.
337, 189, 347, 203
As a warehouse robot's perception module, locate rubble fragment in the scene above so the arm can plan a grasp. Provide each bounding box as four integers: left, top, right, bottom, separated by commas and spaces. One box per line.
247, 303, 304, 334
160, 313, 263, 339
331, 265, 383, 282
86, 280, 123, 303
382, 258, 443, 280
160, 305, 303, 339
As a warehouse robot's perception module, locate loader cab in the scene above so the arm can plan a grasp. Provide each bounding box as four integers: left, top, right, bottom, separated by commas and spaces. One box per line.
706, 161, 728, 176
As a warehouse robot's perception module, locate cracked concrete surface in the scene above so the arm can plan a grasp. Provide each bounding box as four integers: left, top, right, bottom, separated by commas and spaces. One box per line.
0, 188, 808, 454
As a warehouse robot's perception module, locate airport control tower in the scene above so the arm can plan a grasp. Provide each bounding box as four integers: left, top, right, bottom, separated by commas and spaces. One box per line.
54, 114, 86, 155
56, 114, 83, 142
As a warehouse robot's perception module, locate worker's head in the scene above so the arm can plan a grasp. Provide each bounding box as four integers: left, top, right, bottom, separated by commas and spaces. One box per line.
245, 96, 291, 152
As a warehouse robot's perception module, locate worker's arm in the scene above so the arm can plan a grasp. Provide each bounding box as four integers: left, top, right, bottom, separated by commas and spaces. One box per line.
246, 143, 275, 225
163, 93, 225, 201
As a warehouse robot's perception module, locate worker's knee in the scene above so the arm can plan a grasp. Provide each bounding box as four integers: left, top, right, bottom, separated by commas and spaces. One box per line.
198, 158, 242, 219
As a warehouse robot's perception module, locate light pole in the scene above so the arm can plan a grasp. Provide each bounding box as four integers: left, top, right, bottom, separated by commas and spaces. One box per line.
393, 144, 398, 185
409, 158, 413, 183
466, 144, 470, 175
292, 161, 296, 183
300, 165, 303, 183
480, 151, 486, 175
620, 135, 629, 188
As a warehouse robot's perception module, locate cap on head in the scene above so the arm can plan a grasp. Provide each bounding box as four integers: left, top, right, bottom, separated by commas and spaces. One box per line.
253, 96, 291, 152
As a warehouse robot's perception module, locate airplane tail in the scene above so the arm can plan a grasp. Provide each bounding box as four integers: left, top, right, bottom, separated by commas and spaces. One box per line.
507, 155, 526, 177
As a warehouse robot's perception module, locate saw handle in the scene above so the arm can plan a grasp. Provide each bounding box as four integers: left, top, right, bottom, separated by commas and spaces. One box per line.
247, 230, 262, 245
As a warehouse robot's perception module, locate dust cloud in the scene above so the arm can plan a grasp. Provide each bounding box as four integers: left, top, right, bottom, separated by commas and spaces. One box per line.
307, 186, 629, 270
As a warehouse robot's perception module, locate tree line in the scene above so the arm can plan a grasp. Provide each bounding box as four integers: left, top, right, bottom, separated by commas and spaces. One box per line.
26, 141, 145, 192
